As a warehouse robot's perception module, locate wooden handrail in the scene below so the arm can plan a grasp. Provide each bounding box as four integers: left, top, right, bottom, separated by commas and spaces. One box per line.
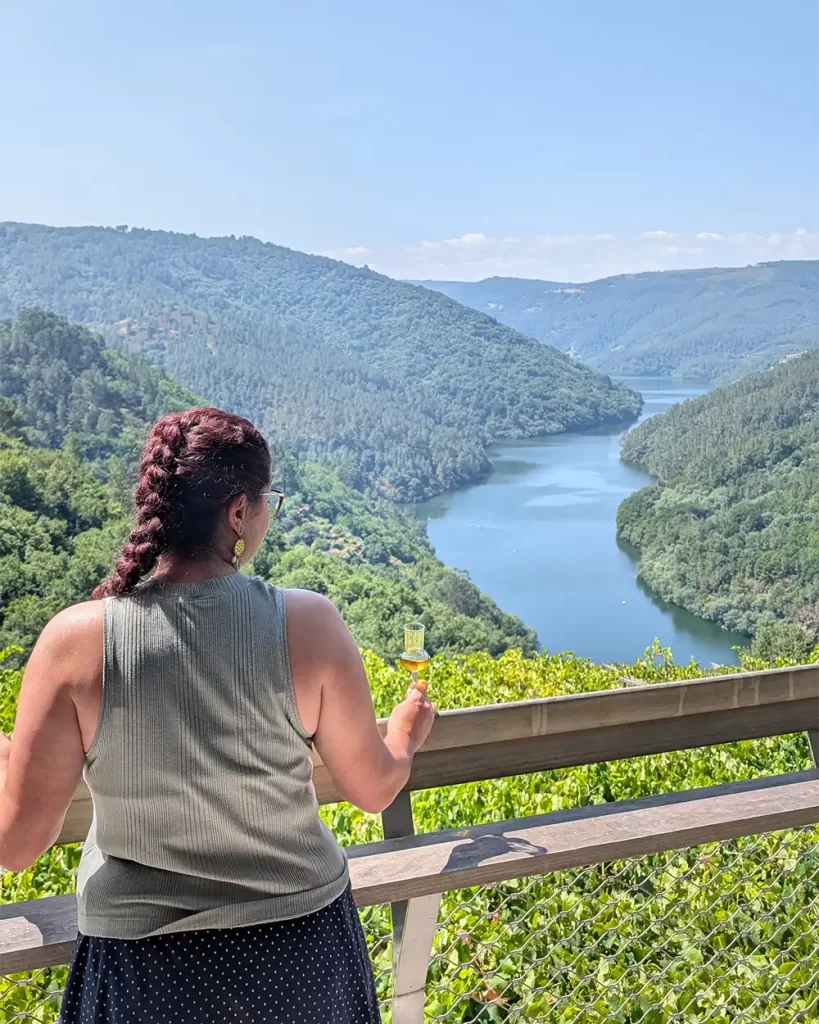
349, 770, 819, 905
5, 770, 818, 975
58, 664, 819, 844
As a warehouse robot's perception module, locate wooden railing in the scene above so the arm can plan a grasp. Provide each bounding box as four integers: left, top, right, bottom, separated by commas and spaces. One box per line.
3, 664, 819, 1022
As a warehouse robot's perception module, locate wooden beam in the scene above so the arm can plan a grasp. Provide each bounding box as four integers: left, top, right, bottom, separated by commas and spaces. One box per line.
0, 895, 76, 974
348, 770, 819, 906
56, 665, 819, 844
381, 696, 819, 798
11, 771, 819, 976
395, 664, 819, 753
380, 791, 415, 953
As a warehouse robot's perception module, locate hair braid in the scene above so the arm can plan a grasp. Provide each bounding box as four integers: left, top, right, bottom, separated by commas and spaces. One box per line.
92, 408, 271, 599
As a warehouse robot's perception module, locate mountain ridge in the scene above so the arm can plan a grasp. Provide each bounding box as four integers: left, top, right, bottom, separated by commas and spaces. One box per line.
417, 260, 818, 382
0, 221, 641, 500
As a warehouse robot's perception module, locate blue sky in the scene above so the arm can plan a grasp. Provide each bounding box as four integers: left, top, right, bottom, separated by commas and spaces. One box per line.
1, 0, 817, 280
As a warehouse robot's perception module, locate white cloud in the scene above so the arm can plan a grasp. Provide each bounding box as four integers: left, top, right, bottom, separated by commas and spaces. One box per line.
322, 245, 372, 263
419, 232, 489, 251
316, 229, 819, 281
458, 232, 488, 247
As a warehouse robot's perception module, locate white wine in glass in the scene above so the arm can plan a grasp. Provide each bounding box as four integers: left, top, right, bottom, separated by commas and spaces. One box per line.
400, 622, 429, 688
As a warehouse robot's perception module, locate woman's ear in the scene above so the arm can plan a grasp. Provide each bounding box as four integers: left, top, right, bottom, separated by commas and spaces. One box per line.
227, 493, 250, 536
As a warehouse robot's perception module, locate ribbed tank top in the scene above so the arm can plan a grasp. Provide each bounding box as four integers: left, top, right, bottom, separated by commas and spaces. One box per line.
76, 573, 349, 939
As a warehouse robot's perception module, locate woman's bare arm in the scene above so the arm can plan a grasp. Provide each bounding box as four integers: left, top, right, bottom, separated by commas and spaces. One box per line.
0, 603, 101, 871
286, 590, 435, 814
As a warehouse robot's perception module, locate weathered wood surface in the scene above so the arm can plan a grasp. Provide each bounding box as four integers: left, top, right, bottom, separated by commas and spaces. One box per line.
56, 665, 819, 843
348, 769, 819, 905
11, 770, 819, 975
0, 895, 76, 974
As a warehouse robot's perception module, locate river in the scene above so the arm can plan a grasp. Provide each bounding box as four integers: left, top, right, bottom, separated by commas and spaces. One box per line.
416, 379, 748, 666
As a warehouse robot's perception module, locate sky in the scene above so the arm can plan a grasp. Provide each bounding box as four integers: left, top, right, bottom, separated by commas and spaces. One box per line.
1, 0, 817, 282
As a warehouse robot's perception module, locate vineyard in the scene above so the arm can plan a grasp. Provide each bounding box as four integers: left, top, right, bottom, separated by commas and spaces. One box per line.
2, 643, 818, 1022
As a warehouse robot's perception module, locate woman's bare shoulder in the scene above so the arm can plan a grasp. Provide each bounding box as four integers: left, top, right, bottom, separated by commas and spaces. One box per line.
283, 589, 341, 630
39, 601, 103, 647
283, 589, 355, 669
31, 602, 103, 684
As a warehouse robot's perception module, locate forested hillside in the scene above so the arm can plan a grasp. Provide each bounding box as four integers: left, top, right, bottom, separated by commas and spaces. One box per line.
617, 352, 819, 655
0, 311, 534, 657
0, 222, 641, 500
0, 308, 199, 461
420, 261, 818, 382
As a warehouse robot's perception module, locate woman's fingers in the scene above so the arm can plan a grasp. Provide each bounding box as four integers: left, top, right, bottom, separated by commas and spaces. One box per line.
405, 679, 428, 698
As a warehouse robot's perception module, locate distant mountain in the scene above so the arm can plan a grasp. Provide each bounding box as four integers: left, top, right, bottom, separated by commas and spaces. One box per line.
0, 222, 640, 501
617, 350, 819, 653
417, 261, 819, 383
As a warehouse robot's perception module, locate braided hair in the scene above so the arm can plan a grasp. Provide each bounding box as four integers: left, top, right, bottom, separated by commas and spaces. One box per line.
93, 408, 271, 598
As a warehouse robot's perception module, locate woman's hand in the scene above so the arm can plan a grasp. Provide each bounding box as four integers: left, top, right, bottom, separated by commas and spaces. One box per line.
386, 685, 436, 756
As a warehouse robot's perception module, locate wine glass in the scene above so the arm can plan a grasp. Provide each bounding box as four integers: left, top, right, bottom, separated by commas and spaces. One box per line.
400, 622, 429, 693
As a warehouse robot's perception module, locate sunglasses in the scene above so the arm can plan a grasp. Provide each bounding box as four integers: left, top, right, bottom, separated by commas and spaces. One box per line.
261, 488, 285, 518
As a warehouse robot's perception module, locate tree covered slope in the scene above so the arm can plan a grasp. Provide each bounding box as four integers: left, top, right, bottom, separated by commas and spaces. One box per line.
419, 261, 818, 383
0, 308, 199, 461
617, 351, 819, 651
0, 310, 535, 657
0, 223, 640, 500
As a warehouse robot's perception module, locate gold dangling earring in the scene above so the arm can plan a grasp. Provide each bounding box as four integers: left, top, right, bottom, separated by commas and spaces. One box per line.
231, 537, 245, 569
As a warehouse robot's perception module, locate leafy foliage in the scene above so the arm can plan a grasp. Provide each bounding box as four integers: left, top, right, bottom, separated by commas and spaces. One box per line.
0, 436, 125, 653
0, 223, 641, 499
617, 352, 819, 642
420, 261, 819, 383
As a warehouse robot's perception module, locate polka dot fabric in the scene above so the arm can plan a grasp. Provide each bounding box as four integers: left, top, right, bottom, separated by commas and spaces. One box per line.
59, 885, 380, 1023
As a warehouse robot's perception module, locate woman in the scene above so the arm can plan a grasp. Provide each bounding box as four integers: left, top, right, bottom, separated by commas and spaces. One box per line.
0, 407, 436, 1023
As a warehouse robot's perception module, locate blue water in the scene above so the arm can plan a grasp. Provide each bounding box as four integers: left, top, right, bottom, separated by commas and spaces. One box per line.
416, 379, 748, 666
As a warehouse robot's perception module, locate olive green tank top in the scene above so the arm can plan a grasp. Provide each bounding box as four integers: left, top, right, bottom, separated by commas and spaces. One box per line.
77, 573, 349, 938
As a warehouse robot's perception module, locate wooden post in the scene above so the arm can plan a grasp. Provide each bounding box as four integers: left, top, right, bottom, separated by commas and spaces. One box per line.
391, 893, 442, 1024
381, 791, 415, 940
380, 792, 439, 1022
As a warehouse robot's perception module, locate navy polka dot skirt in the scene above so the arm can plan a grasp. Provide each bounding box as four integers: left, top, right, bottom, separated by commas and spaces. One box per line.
59, 885, 380, 1023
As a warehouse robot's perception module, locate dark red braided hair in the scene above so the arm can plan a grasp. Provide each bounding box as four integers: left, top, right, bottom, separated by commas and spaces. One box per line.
93, 408, 271, 598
